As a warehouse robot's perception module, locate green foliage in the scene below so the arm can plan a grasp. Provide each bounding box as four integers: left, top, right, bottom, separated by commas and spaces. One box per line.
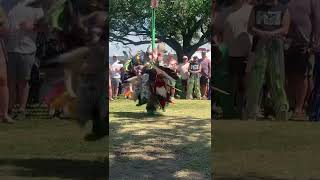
109, 0, 211, 61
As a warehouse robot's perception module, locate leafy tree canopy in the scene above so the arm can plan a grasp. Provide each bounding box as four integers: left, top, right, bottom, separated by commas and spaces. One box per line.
109, 0, 211, 62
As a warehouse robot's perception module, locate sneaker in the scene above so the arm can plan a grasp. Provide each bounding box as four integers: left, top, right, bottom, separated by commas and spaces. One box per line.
84, 131, 108, 141
8, 110, 17, 119
276, 110, 289, 121
48, 108, 55, 117
290, 112, 307, 121
15, 110, 26, 120
201, 96, 208, 100
1, 116, 15, 124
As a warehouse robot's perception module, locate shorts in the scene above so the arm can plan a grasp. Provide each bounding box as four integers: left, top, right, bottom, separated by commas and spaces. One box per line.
228, 56, 247, 76
200, 75, 209, 85
0, 56, 7, 82
7, 53, 36, 81
111, 78, 121, 89
285, 46, 315, 77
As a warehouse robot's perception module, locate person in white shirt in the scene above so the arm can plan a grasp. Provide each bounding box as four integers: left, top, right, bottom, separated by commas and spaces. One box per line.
178, 56, 190, 98
111, 55, 123, 99
4, 0, 44, 120
214, 0, 253, 114
0, 5, 15, 123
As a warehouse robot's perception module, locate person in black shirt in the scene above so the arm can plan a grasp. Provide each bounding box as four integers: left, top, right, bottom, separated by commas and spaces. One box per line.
186, 56, 202, 99
244, 0, 290, 120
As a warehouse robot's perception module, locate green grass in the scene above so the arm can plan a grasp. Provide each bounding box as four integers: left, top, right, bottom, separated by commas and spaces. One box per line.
213, 120, 320, 180
109, 98, 211, 180
0, 106, 107, 180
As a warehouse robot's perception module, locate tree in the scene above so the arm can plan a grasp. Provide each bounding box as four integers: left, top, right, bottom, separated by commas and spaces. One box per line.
109, 0, 211, 62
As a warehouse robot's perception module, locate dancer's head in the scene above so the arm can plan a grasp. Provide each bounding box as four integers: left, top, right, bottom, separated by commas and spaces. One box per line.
183, 56, 189, 63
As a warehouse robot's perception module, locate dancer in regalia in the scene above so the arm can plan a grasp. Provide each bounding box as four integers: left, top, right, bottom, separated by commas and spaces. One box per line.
29, 0, 108, 140
123, 45, 179, 115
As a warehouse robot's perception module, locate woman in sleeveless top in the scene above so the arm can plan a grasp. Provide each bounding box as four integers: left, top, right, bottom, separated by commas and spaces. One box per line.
0, 7, 14, 123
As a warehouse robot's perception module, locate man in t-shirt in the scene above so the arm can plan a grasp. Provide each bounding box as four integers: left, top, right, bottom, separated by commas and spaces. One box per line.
178, 55, 190, 98
306, 0, 320, 121
167, 54, 178, 100
4, 0, 44, 120
111, 55, 123, 99
187, 56, 202, 99
244, 0, 290, 120
199, 51, 211, 99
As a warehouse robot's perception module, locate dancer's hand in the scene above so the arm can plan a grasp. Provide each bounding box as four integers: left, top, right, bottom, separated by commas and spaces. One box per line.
19, 20, 34, 31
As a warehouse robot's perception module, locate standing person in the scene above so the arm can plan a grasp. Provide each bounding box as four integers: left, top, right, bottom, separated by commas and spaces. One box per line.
199, 51, 211, 99
4, 0, 44, 120
187, 56, 202, 100
77, 11, 108, 140
111, 55, 123, 99
167, 54, 178, 100
308, 0, 320, 121
244, 0, 290, 120
53, 11, 108, 140
285, 0, 318, 120
178, 55, 190, 98
310, 52, 320, 121
223, 0, 253, 114
109, 66, 113, 101
0, 5, 14, 123
215, 0, 252, 114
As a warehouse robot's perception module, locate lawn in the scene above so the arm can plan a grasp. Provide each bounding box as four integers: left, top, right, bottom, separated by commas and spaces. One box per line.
109, 98, 211, 180
213, 120, 320, 180
0, 105, 108, 180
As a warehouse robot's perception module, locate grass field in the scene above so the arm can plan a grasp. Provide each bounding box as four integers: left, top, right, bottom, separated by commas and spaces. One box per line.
109, 98, 211, 180
213, 120, 320, 180
0, 106, 108, 180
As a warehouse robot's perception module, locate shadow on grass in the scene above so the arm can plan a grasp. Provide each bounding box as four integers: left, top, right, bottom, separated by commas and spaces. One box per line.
215, 174, 291, 180
0, 158, 107, 180
111, 111, 164, 119
109, 114, 211, 179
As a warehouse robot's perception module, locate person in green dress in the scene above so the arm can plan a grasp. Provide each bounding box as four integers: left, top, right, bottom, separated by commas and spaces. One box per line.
244, 0, 290, 120
187, 56, 202, 100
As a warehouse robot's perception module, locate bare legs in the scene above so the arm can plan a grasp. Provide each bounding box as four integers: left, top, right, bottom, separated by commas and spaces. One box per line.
0, 78, 10, 120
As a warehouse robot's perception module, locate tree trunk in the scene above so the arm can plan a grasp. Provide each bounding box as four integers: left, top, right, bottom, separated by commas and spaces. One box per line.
167, 45, 198, 63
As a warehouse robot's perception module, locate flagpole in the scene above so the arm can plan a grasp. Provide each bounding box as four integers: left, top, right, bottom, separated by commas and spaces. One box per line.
151, 7, 156, 51
150, 0, 158, 61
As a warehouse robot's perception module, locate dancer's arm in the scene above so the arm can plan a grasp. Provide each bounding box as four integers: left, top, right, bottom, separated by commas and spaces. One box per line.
57, 47, 90, 65
64, 69, 77, 98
